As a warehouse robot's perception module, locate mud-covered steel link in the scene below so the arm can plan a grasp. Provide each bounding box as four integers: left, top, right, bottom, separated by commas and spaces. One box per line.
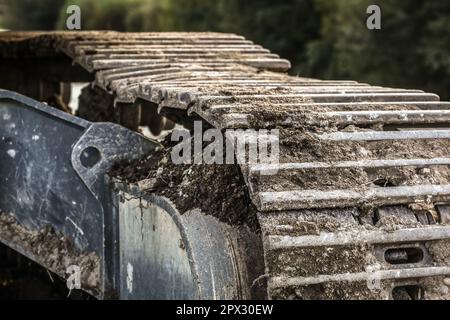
1, 31, 450, 299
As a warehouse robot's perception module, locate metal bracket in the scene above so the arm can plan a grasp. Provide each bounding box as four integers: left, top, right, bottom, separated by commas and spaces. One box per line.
0, 89, 158, 297
71, 122, 156, 195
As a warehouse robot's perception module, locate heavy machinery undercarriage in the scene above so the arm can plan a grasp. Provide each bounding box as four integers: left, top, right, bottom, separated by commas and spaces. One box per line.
0, 31, 450, 300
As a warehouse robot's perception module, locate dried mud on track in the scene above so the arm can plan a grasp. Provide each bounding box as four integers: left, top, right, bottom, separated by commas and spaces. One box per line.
271, 128, 450, 192
279, 128, 450, 163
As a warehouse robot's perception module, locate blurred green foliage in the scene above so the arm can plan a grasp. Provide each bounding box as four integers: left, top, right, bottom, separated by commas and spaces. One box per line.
1, 0, 449, 99
3, 0, 65, 30
308, 0, 450, 99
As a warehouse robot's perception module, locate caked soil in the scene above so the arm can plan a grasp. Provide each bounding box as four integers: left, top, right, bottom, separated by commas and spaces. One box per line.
111, 135, 260, 231
249, 128, 450, 193
0, 213, 101, 293
278, 128, 450, 163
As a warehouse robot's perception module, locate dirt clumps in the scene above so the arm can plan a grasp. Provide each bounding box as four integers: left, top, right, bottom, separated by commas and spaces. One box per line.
255, 167, 369, 192
268, 244, 372, 278
419, 276, 450, 300
428, 240, 450, 264
257, 128, 450, 193
258, 208, 358, 237
111, 136, 260, 231
0, 213, 101, 293
255, 164, 450, 195
272, 281, 388, 300
279, 128, 450, 163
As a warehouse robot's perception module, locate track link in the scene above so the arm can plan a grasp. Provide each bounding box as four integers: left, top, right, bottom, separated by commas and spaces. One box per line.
1, 31, 450, 299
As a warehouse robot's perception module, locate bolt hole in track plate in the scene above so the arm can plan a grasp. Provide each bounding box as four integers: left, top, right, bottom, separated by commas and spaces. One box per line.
0, 89, 158, 296
384, 246, 425, 265
375, 206, 431, 267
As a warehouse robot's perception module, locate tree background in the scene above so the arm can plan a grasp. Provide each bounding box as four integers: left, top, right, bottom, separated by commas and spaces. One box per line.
1, 0, 449, 99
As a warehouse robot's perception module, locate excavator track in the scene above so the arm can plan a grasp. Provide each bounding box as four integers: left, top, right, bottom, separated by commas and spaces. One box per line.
1, 31, 450, 299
